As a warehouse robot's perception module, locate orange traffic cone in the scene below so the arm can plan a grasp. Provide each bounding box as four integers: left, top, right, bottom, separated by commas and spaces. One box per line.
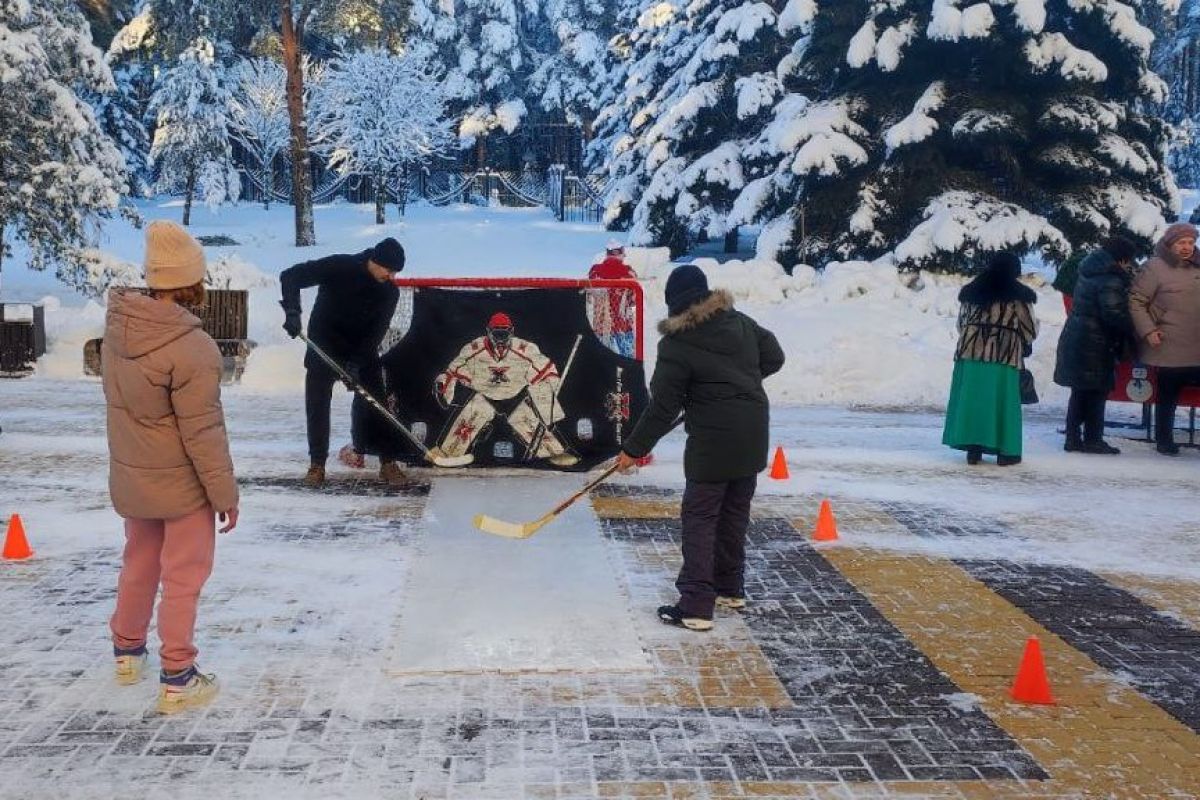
1010, 636, 1055, 705
2, 514, 33, 560
769, 447, 790, 480
813, 499, 838, 542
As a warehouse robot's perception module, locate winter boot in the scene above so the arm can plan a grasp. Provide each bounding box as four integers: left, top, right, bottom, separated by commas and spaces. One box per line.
114, 645, 147, 686
997, 454, 1022, 466
966, 447, 983, 465
379, 460, 411, 487
303, 463, 326, 488
1082, 440, 1120, 455
657, 604, 713, 631
716, 595, 747, 611
1063, 435, 1084, 452
157, 666, 218, 715
1157, 442, 1181, 456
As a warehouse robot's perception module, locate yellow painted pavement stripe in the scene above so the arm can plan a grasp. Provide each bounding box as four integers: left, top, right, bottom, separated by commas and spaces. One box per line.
1100, 571, 1200, 632
820, 545, 1200, 798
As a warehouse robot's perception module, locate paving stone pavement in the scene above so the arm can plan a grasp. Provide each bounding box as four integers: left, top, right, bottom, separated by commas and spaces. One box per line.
2, 468, 1199, 798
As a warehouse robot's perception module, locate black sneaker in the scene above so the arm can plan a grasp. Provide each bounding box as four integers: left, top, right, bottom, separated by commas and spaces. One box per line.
1082, 440, 1120, 455
1157, 443, 1181, 456
997, 455, 1022, 466
657, 605, 713, 631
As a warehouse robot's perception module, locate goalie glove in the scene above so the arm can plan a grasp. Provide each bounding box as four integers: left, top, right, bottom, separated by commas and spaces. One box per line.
434, 372, 456, 408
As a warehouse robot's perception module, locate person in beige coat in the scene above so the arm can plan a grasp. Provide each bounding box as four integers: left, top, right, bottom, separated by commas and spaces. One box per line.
1130, 222, 1200, 455
103, 220, 239, 714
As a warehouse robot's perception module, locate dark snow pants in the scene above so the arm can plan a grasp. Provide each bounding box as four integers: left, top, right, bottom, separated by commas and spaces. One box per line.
1065, 389, 1107, 444
305, 357, 394, 465
1155, 366, 1200, 446
675, 476, 757, 619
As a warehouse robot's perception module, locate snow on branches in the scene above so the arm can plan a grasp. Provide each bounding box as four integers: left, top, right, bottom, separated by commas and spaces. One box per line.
0, 0, 126, 283
310, 48, 453, 222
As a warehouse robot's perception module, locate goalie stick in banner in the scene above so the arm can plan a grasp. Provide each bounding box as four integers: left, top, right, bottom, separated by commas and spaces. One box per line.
429, 313, 580, 467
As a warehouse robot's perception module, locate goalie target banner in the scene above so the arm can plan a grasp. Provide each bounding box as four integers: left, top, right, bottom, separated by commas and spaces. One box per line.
371, 286, 649, 470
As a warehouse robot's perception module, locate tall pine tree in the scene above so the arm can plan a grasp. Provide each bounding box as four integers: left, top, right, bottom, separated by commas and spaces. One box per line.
148, 38, 241, 225
0, 0, 126, 292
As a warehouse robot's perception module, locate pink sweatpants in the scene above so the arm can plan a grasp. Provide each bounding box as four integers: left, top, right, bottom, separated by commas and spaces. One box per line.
110, 505, 216, 672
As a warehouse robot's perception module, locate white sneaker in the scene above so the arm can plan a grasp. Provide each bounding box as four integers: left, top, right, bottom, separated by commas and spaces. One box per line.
114, 652, 147, 686
157, 667, 219, 715
716, 596, 747, 611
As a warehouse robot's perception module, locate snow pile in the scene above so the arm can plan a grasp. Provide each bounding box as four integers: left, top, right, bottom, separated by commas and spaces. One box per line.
633, 254, 1067, 409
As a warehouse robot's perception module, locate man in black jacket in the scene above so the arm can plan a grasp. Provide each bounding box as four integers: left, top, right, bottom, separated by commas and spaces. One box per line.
617, 265, 785, 631
280, 238, 405, 487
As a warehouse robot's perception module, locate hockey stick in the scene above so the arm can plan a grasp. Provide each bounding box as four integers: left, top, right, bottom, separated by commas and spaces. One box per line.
300, 334, 473, 468
473, 462, 621, 539
474, 415, 684, 539
527, 334, 583, 459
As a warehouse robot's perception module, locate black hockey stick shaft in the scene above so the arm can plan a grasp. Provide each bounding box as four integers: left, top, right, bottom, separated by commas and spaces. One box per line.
299, 334, 434, 460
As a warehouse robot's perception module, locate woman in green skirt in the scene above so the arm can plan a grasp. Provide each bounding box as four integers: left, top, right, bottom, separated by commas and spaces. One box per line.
943, 252, 1038, 466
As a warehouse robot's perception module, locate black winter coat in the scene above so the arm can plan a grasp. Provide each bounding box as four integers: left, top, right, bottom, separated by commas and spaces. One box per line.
1053, 249, 1135, 391
280, 250, 400, 369
622, 290, 785, 482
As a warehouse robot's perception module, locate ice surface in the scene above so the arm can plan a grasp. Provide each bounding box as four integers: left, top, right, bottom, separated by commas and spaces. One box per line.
388, 476, 652, 673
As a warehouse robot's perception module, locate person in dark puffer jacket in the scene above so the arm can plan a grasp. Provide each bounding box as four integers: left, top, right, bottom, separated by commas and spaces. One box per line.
617, 265, 785, 632
1053, 236, 1139, 454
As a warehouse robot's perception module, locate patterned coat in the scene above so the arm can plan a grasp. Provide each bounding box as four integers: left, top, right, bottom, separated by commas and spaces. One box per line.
954, 300, 1038, 370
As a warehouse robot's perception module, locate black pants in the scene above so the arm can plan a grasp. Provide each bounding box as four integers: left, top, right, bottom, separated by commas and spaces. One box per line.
676, 476, 757, 619
305, 357, 395, 464
1155, 366, 1200, 446
1065, 389, 1107, 443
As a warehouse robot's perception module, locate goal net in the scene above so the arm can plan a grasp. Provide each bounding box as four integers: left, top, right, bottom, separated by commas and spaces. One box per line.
363, 278, 649, 470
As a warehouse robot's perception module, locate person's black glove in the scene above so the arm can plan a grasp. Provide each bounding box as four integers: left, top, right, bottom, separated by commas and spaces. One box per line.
282, 309, 302, 339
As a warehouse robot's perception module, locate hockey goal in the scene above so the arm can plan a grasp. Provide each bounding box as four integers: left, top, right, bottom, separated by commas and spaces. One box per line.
381, 277, 645, 360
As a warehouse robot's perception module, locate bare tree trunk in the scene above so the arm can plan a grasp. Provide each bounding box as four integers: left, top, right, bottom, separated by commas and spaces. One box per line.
0, 220, 6, 298
397, 165, 409, 218
281, 0, 316, 246
263, 153, 272, 211
374, 169, 386, 225
183, 164, 196, 226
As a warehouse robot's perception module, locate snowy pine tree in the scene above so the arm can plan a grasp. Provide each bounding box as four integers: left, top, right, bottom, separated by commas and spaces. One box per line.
1163, 0, 1200, 187
148, 38, 241, 225
411, 0, 531, 162
310, 48, 453, 223
93, 6, 156, 199
588, 0, 694, 237
0, 0, 126, 293
231, 58, 291, 209
852, 0, 1177, 271
529, 0, 614, 135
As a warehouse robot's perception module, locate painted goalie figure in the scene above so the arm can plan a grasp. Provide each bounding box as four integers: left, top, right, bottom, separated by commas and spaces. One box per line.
429, 312, 581, 468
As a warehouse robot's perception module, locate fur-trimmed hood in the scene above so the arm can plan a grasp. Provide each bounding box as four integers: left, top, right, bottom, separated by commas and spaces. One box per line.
658, 289, 733, 335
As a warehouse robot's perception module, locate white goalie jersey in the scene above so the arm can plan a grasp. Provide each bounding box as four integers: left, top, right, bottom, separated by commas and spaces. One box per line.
435, 336, 563, 421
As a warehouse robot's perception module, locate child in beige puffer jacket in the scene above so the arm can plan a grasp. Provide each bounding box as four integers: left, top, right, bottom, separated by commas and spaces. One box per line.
103, 220, 239, 714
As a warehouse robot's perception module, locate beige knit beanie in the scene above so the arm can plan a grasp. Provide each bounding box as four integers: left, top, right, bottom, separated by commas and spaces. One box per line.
144, 220, 206, 290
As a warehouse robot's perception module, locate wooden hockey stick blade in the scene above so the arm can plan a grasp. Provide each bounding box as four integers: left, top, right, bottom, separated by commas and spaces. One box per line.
473, 513, 542, 539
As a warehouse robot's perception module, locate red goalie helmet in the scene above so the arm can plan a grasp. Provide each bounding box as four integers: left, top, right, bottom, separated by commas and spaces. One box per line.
486, 311, 514, 354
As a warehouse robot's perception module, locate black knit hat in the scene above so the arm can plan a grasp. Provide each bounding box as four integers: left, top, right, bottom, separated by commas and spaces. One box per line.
372, 237, 405, 272
665, 264, 710, 316
1101, 235, 1138, 264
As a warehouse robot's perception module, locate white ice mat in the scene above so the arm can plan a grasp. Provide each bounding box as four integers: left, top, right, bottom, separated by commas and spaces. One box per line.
389, 475, 652, 673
